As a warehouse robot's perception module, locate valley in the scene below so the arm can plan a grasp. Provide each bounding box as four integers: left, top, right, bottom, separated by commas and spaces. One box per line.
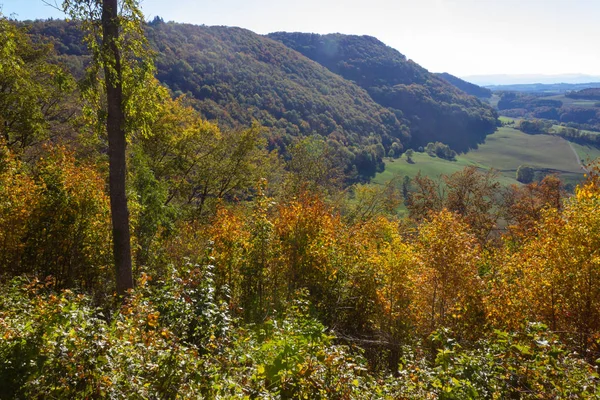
374, 125, 590, 217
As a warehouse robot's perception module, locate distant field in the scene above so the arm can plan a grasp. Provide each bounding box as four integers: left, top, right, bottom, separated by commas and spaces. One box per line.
499, 116, 517, 124
543, 94, 599, 108
500, 115, 600, 137
375, 152, 483, 183
464, 127, 582, 173
570, 142, 600, 164
375, 126, 589, 188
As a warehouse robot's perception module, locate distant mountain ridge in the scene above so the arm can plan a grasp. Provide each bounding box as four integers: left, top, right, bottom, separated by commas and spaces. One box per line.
463, 74, 600, 86
486, 82, 600, 94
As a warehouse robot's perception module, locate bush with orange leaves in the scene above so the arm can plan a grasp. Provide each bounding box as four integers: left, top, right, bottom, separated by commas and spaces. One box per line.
502, 174, 565, 239
206, 190, 399, 348
0, 145, 112, 296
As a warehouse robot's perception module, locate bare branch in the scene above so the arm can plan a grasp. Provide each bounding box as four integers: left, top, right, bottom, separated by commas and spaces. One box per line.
41, 0, 64, 13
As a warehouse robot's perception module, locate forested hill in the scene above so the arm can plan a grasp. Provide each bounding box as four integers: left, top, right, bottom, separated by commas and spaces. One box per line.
267, 32, 498, 151
27, 20, 497, 177
26, 19, 410, 180
435, 72, 492, 99
148, 21, 412, 174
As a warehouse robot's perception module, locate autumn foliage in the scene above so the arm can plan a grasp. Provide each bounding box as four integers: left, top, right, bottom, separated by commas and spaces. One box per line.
0, 144, 112, 294
1, 11, 599, 398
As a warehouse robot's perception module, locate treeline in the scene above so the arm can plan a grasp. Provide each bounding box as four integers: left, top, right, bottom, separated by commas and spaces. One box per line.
435, 72, 492, 99
499, 91, 600, 131
566, 87, 600, 100
1, 11, 599, 399
517, 119, 600, 146
498, 92, 563, 110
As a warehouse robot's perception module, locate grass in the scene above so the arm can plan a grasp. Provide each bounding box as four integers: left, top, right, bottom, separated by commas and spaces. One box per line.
498, 116, 517, 124
374, 126, 589, 189
375, 153, 481, 183
570, 142, 600, 164
500, 115, 599, 136
463, 127, 582, 174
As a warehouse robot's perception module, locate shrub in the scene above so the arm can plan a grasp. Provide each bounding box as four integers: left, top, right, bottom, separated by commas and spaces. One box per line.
516, 165, 535, 183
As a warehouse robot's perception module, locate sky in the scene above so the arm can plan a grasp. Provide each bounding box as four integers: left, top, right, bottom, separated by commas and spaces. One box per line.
2, 0, 600, 79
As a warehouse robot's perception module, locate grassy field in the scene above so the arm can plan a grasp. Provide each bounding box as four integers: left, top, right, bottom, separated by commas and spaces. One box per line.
542, 94, 599, 108
498, 116, 517, 124
464, 127, 582, 173
499, 115, 600, 137
570, 142, 600, 164
374, 126, 588, 188
375, 152, 482, 182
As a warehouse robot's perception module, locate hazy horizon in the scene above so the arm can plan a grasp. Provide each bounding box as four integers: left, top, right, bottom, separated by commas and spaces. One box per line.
2, 0, 599, 80
460, 73, 600, 86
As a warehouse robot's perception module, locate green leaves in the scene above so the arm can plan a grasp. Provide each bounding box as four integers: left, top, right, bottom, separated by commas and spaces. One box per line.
0, 16, 75, 149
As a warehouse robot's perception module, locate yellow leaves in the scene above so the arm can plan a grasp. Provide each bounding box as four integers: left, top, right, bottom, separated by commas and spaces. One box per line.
138, 273, 151, 287
486, 168, 600, 343
257, 364, 266, 376
410, 209, 484, 338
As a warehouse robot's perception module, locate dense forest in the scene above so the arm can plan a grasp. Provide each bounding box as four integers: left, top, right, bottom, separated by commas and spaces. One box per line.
267, 32, 498, 151
567, 88, 600, 101
435, 72, 492, 99
1, 5, 600, 399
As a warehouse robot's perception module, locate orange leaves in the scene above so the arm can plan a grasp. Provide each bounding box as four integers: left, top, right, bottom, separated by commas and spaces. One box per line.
274, 193, 341, 286
208, 205, 251, 311
503, 175, 565, 239
147, 311, 160, 328
201, 168, 600, 359
367, 219, 415, 337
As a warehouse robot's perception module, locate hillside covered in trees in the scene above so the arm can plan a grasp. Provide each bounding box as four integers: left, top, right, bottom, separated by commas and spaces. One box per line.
26, 19, 411, 180
28, 20, 499, 180
267, 32, 498, 151
435, 72, 493, 99
2, 6, 600, 399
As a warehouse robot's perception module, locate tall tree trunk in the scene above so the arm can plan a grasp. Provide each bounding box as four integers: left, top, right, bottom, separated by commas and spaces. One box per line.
102, 0, 133, 295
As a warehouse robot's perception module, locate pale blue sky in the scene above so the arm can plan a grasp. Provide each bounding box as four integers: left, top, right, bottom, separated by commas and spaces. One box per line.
1, 0, 599, 78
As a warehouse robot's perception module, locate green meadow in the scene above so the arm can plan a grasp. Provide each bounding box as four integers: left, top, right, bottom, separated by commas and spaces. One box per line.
375, 126, 588, 188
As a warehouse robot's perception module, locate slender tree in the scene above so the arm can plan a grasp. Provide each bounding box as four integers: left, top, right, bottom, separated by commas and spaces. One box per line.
59, 0, 151, 294
101, 0, 133, 294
